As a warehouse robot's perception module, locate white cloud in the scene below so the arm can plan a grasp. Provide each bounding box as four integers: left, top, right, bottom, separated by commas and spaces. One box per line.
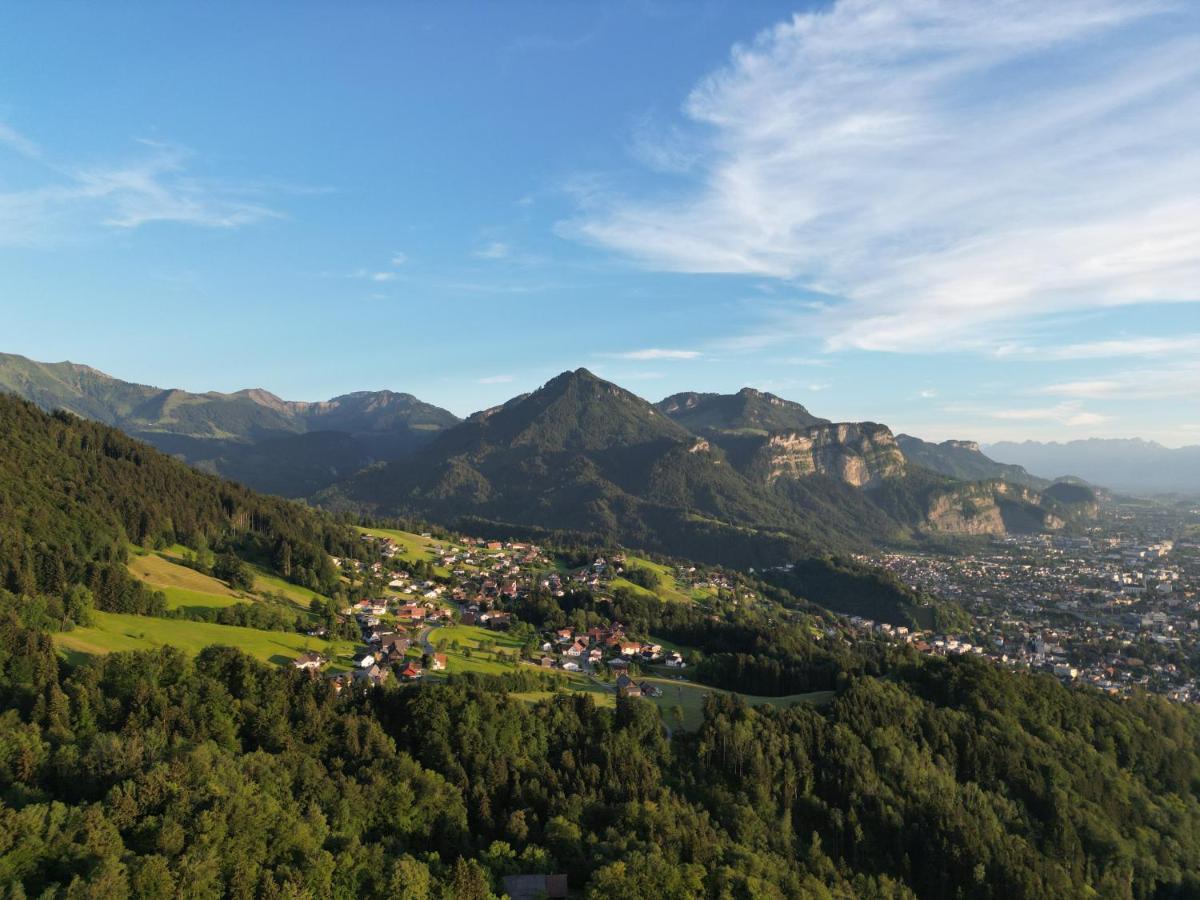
0, 135, 279, 244
609, 348, 701, 360
919, 389, 937, 399
1034, 361, 1200, 400
475, 241, 510, 259
950, 401, 1111, 427
0, 121, 39, 158
390, 252, 408, 266
566, 0, 1200, 353
351, 269, 396, 282
477, 374, 515, 384
998, 334, 1200, 360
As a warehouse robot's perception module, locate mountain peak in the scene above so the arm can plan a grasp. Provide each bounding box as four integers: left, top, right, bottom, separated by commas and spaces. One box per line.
657, 388, 827, 433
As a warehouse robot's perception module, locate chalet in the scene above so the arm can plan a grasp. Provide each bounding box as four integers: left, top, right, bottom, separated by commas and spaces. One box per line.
540, 656, 556, 668
565, 640, 588, 658
292, 651, 326, 671
607, 658, 630, 672
561, 660, 582, 673
484, 611, 512, 631
356, 653, 377, 669
616, 674, 642, 698
431, 653, 448, 671
400, 662, 423, 681
556, 628, 574, 643
665, 651, 687, 668
486, 541, 502, 551
354, 665, 388, 687
619, 641, 643, 657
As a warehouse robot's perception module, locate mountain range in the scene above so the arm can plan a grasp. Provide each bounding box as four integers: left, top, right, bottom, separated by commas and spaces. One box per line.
0, 352, 1096, 566
0, 351, 460, 496
986, 438, 1200, 494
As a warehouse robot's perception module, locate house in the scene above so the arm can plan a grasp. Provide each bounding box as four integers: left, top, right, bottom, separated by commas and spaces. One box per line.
607, 658, 630, 671
354, 664, 388, 687
619, 641, 643, 657
431, 653, 448, 671
665, 651, 686, 668
565, 640, 588, 658
484, 611, 512, 630
356, 653, 377, 669
501, 874, 568, 900
561, 660, 581, 673
555, 628, 574, 643
616, 674, 642, 697
292, 651, 326, 671
380, 634, 411, 655
540, 656, 556, 668
400, 662, 423, 681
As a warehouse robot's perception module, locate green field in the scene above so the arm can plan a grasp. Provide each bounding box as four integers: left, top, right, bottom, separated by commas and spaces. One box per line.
249, 565, 326, 610
127, 548, 324, 615
510, 675, 617, 710
639, 676, 834, 731
54, 611, 358, 670
428, 623, 525, 675
359, 526, 458, 576
623, 555, 717, 604
128, 551, 244, 611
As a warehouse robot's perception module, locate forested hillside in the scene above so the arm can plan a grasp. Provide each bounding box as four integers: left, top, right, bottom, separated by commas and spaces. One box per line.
0, 394, 362, 617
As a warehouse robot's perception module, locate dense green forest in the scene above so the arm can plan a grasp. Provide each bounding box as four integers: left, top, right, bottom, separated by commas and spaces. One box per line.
3, 393, 1200, 897
0, 394, 365, 617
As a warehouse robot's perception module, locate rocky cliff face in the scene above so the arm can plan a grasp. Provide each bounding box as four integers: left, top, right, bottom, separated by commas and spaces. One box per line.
757, 423, 906, 488
923, 486, 1006, 535
922, 481, 1066, 535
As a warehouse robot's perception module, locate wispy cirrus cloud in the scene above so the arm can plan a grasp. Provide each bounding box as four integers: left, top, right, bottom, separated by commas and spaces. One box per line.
565, 0, 1200, 356
474, 241, 511, 260
608, 348, 701, 361
998, 334, 1200, 360
1034, 360, 1200, 400
0, 129, 281, 244
946, 401, 1110, 428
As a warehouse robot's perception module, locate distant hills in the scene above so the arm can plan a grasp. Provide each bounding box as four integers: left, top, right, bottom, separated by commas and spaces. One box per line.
986, 438, 1200, 494
896, 434, 1049, 489
2, 352, 1100, 566
0, 352, 460, 496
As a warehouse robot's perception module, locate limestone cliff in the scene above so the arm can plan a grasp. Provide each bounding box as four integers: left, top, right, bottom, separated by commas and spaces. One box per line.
755, 423, 907, 488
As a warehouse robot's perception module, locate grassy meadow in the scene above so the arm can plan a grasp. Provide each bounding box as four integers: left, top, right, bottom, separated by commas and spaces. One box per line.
54, 611, 357, 670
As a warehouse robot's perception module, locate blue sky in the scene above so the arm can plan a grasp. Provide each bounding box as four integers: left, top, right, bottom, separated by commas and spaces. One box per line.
2, 1, 1198, 445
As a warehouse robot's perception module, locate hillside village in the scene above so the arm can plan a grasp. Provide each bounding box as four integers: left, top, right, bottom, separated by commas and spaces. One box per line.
311, 531, 706, 697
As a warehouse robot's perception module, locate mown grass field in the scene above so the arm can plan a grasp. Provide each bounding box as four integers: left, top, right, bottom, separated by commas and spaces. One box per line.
428, 623, 526, 675
54, 611, 358, 670
359, 526, 457, 576
429, 628, 528, 676
639, 676, 835, 731
127, 548, 323, 615
623, 554, 718, 604
128, 550, 244, 611
249, 565, 326, 610
510, 675, 617, 710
